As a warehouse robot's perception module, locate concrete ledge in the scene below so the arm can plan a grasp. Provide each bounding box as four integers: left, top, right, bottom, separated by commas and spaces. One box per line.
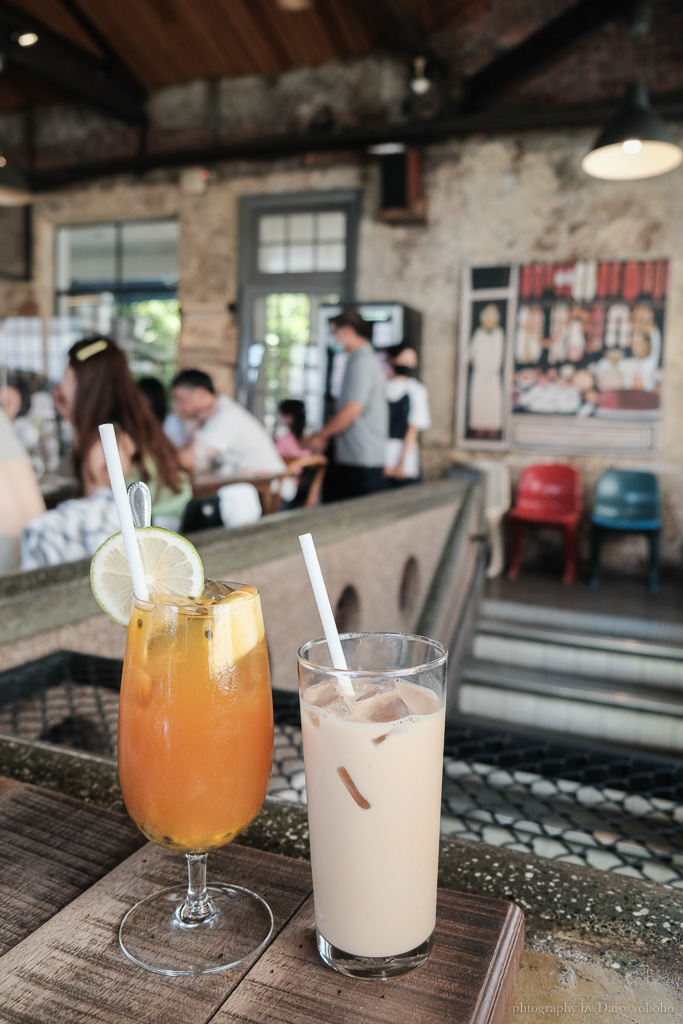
0, 477, 470, 646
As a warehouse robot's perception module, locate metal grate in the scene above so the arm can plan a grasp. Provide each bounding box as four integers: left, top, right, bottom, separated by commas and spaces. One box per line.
0, 652, 307, 799
441, 722, 683, 889
1, 652, 683, 887
0, 652, 121, 756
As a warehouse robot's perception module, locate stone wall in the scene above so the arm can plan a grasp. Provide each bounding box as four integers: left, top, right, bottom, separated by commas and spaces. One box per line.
2, 118, 682, 567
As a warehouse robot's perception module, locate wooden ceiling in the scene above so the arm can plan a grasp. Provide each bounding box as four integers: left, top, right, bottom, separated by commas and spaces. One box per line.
0, 0, 681, 120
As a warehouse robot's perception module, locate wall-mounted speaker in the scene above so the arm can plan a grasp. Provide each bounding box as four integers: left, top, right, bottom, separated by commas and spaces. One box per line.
377, 148, 426, 223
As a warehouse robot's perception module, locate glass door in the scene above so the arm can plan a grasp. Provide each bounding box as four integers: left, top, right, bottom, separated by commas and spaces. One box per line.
238, 190, 360, 430
246, 291, 340, 433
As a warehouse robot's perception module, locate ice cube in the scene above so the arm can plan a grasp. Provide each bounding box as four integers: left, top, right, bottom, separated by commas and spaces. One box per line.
202, 579, 233, 601
354, 677, 396, 702
337, 766, 370, 809
354, 680, 410, 723
305, 680, 350, 715
306, 680, 338, 707
364, 694, 410, 722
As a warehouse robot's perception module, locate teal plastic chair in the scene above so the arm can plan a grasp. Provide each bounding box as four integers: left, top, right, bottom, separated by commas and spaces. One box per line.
589, 470, 661, 594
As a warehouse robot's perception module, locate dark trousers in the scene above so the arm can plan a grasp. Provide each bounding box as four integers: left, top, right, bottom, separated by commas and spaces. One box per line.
323, 463, 387, 503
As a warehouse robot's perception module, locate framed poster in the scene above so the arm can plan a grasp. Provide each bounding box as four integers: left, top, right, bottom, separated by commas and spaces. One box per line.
457, 259, 668, 453
456, 265, 517, 449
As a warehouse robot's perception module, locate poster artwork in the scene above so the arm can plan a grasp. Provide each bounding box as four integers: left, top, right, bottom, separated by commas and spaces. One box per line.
464, 299, 508, 442
512, 259, 668, 419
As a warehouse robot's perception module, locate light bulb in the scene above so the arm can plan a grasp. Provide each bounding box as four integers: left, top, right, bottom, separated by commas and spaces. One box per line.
622, 139, 642, 154
411, 56, 431, 96
17, 32, 38, 47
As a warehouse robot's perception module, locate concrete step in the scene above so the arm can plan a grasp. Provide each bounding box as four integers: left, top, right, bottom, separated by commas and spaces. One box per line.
480, 598, 683, 646
457, 675, 683, 755
471, 630, 683, 688
463, 659, 683, 715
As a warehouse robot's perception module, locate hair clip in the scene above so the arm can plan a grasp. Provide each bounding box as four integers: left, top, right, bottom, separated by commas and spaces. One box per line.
75, 339, 108, 361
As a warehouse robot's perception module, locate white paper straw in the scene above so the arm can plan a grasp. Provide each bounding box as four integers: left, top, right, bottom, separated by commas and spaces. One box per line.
99, 423, 149, 603
298, 532, 353, 694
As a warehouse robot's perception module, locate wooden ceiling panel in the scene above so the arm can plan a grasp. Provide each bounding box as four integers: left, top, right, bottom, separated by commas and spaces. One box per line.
0, 0, 681, 122
87, 0, 245, 85
7, 0, 102, 57
215, 0, 304, 73
397, 0, 437, 33
8, 0, 387, 89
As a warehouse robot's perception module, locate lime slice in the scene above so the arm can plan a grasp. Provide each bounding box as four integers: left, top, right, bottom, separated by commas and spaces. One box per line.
90, 527, 204, 627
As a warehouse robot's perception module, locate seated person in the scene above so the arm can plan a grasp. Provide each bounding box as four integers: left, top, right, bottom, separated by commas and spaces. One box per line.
172, 368, 285, 477
274, 399, 312, 461
137, 375, 188, 449
53, 335, 192, 530
274, 398, 320, 508
0, 407, 46, 572
21, 488, 119, 571
0, 371, 39, 456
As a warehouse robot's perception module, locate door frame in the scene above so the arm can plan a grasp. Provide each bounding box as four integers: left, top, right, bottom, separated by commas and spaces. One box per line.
237, 189, 361, 409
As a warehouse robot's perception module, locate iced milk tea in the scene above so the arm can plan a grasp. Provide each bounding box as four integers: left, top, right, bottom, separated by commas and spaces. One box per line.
298, 633, 447, 977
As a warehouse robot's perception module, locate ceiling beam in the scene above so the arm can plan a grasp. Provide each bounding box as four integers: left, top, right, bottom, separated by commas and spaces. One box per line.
460, 0, 627, 113
0, 0, 147, 124
54, 0, 146, 99
27, 93, 683, 192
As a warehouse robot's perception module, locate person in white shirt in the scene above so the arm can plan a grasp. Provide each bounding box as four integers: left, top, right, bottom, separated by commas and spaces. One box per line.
384, 346, 431, 486
172, 369, 285, 477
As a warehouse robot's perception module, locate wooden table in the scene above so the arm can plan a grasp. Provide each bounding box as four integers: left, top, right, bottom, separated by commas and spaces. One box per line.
0, 778, 524, 1024
191, 471, 285, 515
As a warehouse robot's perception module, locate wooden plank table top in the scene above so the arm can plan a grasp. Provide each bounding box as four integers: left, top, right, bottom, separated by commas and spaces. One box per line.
0, 778, 524, 1024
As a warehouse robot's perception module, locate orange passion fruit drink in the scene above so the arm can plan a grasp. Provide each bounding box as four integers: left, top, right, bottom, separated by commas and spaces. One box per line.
91, 526, 274, 976
118, 583, 273, 853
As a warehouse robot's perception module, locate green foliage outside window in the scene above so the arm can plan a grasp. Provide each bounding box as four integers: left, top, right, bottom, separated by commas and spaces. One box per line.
123, 298, 181, 387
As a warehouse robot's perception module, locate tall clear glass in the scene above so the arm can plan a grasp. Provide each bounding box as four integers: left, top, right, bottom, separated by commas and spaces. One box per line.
117, 582, 274, 976
298, 632, 447, 980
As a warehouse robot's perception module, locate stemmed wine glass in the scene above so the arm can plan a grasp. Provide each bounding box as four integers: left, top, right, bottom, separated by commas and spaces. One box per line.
116, 581, 274, 976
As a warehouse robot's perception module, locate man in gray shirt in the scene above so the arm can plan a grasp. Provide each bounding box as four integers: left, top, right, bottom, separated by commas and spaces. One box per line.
308, 307, 388, 501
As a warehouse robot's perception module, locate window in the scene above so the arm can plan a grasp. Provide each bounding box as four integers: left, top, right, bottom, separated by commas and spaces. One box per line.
239, 191, 359, 431
54, 219, 180, 384
257, 211, 347, 273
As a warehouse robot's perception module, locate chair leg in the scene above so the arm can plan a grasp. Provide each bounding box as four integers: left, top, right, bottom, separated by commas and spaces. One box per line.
486, 515, 504, 579
589, 525, 602, 589
507, 520, 523, 580
648, 529, 661, 595
562, 523, 578, 585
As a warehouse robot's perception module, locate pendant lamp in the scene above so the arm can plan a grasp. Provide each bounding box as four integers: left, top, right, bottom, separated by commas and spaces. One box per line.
582, 81, 682, 180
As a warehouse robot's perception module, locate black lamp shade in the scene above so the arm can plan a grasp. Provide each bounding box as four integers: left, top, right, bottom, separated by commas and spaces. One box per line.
582, 82, 683, 180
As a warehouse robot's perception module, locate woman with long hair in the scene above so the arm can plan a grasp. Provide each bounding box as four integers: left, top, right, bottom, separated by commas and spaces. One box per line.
20, 336, 192, 569
54, 335, 191, 520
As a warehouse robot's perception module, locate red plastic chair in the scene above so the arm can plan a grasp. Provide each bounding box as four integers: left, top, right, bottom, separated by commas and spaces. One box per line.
507, 464, 582, 584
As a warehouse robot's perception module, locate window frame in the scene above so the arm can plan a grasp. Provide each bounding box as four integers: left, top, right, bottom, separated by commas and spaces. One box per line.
54, 216, 180, 311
